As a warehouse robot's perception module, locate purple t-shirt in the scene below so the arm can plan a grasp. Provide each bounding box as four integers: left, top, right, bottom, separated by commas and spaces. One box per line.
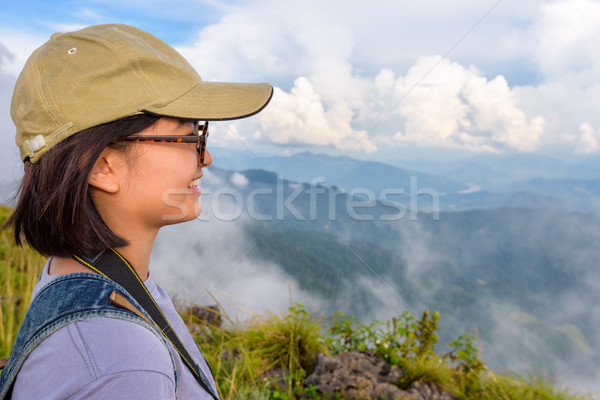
11, 259, 218, 399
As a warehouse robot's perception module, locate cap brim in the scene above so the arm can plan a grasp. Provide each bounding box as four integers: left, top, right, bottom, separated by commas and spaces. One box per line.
144, 81, 273, 121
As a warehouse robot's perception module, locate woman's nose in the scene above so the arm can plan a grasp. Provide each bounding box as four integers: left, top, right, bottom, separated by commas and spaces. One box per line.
201, 149, 213, 167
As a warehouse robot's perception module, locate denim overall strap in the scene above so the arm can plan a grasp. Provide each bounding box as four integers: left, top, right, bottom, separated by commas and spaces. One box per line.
0, 273, 177, 400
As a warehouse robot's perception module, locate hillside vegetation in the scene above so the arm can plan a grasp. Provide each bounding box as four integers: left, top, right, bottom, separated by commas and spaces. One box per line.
0, 205, 593, 399
0, 206, 45, 358
187, 304, 593, 399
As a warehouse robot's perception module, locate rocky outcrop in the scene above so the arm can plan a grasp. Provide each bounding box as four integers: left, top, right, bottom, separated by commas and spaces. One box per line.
304, 351, 455, 400
305, 351, 406, 399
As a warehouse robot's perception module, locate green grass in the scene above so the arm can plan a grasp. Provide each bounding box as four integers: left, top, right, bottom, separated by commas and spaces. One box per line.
188, 302, 327, 399
467, 372, 590, 400
0, 205, 593, 399
0, 205, 45, 358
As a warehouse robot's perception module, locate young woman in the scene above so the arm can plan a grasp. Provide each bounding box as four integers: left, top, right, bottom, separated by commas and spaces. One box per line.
0, 24, 272, 399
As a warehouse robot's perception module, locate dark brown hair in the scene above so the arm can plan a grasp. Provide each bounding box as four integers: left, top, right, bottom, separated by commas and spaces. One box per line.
4, 114, 160, 257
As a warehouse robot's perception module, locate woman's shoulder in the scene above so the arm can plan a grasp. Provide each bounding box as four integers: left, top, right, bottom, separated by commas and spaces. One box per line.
67, 316, 175, 375
12, 317, 176, 399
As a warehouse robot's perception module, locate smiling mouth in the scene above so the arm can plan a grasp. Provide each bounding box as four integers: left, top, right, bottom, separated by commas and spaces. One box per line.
188, 178, 200, 188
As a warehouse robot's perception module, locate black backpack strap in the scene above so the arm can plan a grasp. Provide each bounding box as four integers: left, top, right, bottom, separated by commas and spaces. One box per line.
74, 249, 219, 400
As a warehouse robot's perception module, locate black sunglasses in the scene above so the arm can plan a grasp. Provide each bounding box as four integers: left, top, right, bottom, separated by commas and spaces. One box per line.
117, 121, 209, 165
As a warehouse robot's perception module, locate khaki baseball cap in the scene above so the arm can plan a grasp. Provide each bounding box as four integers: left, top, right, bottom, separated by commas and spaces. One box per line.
11, 23, 273, 163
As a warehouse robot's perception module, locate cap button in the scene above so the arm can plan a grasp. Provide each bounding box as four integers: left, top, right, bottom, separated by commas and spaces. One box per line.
50, 32, 63, 39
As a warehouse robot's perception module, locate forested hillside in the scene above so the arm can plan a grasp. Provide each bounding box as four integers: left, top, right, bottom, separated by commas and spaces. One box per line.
199, 166, 600, 386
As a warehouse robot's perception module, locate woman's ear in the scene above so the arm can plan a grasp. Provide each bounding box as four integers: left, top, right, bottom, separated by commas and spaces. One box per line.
89, 148, 121, 193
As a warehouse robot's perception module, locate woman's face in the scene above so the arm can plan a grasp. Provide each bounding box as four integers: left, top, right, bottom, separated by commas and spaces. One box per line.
117, 117, 212, 228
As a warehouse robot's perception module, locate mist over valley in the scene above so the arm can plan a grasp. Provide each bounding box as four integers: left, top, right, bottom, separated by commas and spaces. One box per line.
149, 150, 600, 394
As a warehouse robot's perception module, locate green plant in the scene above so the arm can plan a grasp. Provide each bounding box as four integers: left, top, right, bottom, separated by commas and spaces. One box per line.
326, 309, 440, 365
325, 311, 378, 354
448, 333, 485, 375
447, 332, 487, 396
414, 309, 439, 357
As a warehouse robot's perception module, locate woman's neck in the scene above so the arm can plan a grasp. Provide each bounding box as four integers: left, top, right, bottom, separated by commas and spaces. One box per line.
49, 228, 158, 280
113, 235, 157, 280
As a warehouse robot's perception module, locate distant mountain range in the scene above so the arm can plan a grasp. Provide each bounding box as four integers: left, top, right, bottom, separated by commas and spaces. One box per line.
207, 147, 600, 213
211, 148, 600, 189
210, 149, 469, 195
390, 153, 600, 187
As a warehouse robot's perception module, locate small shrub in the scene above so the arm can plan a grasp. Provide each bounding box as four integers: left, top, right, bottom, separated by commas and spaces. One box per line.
447, 332, 487, 395
396, 356, 457, 394
243, 303, 326, 373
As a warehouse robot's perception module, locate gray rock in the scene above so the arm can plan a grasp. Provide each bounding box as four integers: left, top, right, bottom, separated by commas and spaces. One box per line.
305, 351, 408, 399
304, 352, 457, 399
181, 304, 222, 328
404, 381, 456, 400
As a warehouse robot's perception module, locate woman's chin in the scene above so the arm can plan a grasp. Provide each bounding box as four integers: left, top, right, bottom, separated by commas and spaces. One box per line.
160, 202, 202, 225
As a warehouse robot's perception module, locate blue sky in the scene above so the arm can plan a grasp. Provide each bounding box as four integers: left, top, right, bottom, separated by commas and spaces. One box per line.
1, 0, 600, 168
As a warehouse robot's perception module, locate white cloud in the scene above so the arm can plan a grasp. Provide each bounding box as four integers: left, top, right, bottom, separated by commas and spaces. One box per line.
176, 2, 369, 109
256, 77, 376, 153
374, 56, 545, 153
0, 32, 45, 77
0, 43, 24, 190
230, 172, 249, 188
532, 0, 600, 86
178, 11, 293, 83
576, 123, 598, 154
208, 121, 242, 147
507, 0, 600, 153
50, 23, 88, 33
